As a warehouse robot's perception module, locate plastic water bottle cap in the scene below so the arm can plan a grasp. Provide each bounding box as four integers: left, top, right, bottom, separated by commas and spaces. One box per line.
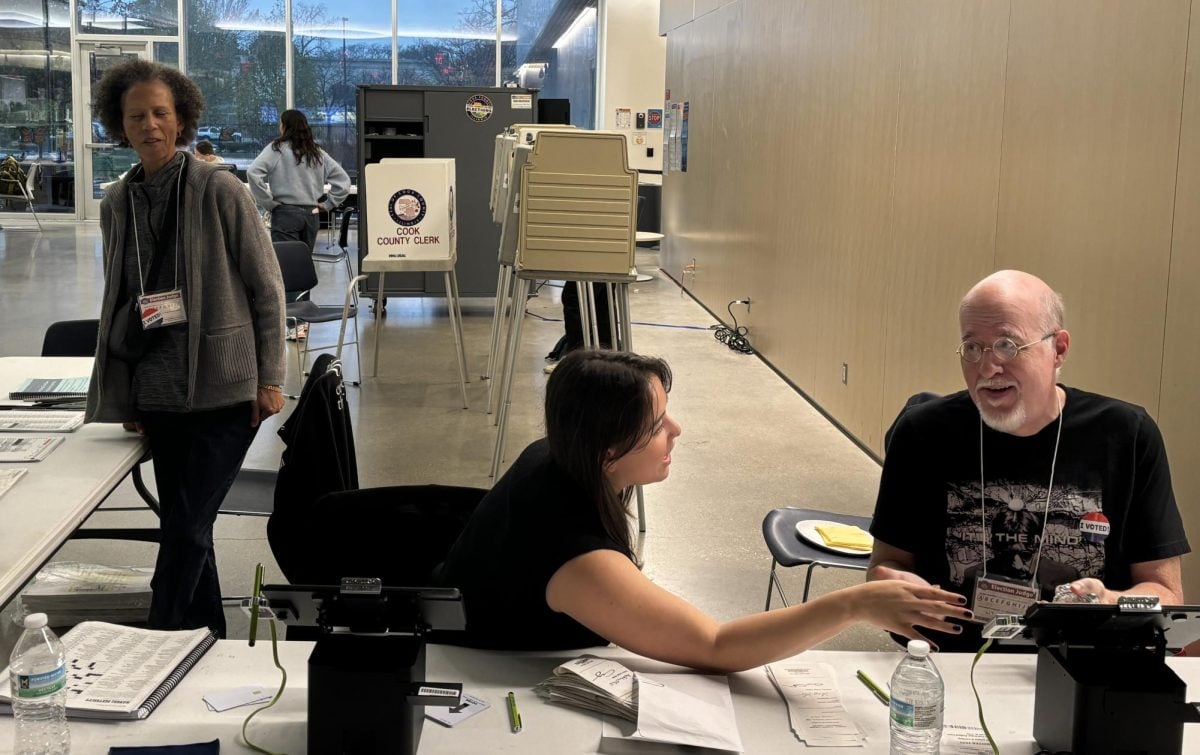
23, 613, 48, 629
906, 639, 930, 657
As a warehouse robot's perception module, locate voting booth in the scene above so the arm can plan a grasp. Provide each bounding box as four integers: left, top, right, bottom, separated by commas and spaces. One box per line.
517, 130, 637, 275
362, 158, 469, 406
486, 129, 646, 531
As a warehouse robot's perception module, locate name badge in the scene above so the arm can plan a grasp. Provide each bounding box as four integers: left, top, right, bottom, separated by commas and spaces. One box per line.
972, 576, 1040, 623
137, 289, 188, 330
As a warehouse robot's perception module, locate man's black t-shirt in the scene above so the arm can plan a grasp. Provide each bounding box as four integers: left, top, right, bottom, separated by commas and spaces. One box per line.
871, 387, 1189, 652
433, 439, 629, 650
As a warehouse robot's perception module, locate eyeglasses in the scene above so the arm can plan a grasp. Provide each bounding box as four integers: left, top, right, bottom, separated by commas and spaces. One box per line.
956, 333, 1056, 364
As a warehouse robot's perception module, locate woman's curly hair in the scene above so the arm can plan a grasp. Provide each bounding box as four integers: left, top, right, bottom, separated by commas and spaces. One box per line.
93, 60, 204, 148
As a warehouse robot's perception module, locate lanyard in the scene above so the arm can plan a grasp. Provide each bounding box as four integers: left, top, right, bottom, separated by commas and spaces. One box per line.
978, 392, 1064, 586
128, 161, 183, 297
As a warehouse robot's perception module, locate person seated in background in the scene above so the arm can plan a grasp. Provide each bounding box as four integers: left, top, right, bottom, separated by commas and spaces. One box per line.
193, 140, 223, 163
868, 269, 1189, 652
435, 350, 971, 673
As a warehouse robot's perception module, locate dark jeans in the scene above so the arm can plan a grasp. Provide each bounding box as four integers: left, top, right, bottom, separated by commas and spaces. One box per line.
142, 404, 258, 637
271, 204, 319, 252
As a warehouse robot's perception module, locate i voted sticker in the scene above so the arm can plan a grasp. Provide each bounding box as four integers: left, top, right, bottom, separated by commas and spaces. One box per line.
1080, 511, 1110, 544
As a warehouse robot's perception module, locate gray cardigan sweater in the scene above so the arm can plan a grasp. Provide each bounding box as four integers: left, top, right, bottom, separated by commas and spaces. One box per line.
86, 154, 287, 422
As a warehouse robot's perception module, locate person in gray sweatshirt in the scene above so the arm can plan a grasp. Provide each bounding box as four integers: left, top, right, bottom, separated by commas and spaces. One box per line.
248, 109, 351, 252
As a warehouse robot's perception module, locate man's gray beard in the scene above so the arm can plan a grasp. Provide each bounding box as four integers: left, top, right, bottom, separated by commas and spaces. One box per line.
979, 402, 1026, 434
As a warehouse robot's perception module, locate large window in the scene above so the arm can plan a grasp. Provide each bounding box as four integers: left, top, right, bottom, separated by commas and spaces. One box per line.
395, 0, 506, 88
185, 0, 285, 175
0, 0, 74, 213
293, 4, 391, 173
77, 0, 179, 36
0, 0, 599, 217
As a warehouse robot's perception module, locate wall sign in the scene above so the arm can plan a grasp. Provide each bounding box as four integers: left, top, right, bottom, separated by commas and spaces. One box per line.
465, 94, 493, 122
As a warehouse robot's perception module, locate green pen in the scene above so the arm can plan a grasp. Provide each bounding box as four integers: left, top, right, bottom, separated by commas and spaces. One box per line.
248, 563, 264, 648
506, 691, 522, 733
856, 669, 891, 706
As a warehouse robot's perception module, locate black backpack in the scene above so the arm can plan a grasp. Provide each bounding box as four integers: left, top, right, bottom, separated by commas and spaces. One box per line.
0, 155, 26, 196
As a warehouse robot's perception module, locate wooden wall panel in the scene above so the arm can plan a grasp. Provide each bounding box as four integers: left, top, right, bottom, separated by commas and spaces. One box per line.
660, 0, 1199, 567
696, 3, 750, 316
1159, 0, 1200, 600
995, 0, 1190, 412
760, 0, 837, 395
878, 0, 1009, 450
743, 0, 806, 373
805, 0, 901, 450
661, 27, 686, 278
659, 0, 694, 35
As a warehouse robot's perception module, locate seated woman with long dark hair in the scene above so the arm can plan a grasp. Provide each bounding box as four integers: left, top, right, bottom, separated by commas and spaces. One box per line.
436, 350, 972, 672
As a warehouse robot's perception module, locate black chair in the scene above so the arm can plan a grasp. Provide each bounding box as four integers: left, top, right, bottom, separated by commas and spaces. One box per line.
266, 353, 485, 589
274, 240, 363, 388
40, 319, 161, 530
41, 319, 99, 357
761, 391, 942, 609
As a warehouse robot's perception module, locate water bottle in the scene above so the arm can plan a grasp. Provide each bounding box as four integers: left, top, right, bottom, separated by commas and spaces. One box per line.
9, 613, 70, 755
889, 639, 943, 754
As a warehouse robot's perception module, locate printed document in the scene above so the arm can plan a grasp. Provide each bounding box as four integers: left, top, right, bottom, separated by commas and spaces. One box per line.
766, 661, 866, 747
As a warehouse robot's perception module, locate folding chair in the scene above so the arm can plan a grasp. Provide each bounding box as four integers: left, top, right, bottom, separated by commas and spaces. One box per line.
0, 162, 44, 231
273, 240, 363, 388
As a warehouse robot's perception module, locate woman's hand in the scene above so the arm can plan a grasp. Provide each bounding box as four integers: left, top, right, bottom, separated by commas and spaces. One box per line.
850, 580, 972, 648
251, 385, 285, 427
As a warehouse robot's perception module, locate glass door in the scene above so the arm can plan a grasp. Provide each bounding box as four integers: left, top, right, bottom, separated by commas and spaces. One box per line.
78, 42, 149, 219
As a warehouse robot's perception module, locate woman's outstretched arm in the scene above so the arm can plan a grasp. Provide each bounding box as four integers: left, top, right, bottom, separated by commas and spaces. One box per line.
546, 549, 971, 673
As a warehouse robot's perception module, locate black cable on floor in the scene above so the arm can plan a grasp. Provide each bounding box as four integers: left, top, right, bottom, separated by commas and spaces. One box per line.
714, 300, 754, 354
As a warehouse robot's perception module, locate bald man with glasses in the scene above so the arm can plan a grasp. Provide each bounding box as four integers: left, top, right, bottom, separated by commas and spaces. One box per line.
867, 270, 1188, 651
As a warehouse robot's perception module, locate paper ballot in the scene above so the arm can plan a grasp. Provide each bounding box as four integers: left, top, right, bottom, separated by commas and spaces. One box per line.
623, 672, 743, 752
766, 661, 866, 747
539, 656, 744, 751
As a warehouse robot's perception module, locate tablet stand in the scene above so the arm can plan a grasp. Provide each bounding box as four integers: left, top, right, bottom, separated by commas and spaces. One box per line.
1019, 601, 1200, 753
262, 580, 466, 755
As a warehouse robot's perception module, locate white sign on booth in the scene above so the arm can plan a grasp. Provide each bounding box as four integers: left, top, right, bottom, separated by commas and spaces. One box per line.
363, 158, 457, 271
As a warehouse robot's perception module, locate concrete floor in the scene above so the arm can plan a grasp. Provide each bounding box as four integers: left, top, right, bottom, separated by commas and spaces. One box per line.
0, 222, 896, 656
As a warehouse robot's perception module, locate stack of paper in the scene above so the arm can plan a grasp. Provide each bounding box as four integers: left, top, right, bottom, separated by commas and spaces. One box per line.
22, 562, 154, 626
766, 661, 866, 747
0, 435, 64, 462
537, 656, 744, 752
0, 411, 85, 433
534, 655, 638, 721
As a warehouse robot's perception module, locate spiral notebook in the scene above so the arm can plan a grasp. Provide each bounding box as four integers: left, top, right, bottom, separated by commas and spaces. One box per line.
8, 377, 90, 401
0, 622, 216, 720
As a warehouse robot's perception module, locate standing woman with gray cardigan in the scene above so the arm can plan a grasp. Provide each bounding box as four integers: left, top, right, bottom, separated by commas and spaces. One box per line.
248, 109, 350, 251
85, 60, 286, 637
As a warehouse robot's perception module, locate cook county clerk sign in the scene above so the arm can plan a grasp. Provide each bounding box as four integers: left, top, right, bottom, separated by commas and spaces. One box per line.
363, 159, 457, 271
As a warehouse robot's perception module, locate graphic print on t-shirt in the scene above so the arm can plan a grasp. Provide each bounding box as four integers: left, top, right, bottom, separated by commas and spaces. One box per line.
943, 479, 1106, 591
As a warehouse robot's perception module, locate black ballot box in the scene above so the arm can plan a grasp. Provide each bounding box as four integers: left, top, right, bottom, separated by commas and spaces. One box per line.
308, 634, 427, 755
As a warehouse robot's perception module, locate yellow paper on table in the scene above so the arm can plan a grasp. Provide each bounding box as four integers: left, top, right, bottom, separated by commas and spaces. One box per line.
814, 524, 873, 551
